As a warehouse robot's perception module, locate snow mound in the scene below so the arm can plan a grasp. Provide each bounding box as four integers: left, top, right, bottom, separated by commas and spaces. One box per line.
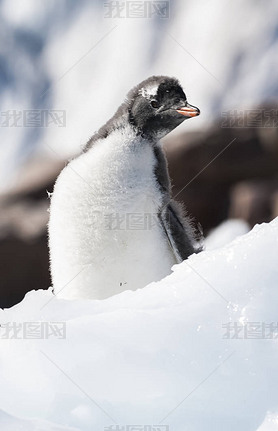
0, 218, 278, 431
205, 218, 250, 250
257, 413, 278, 431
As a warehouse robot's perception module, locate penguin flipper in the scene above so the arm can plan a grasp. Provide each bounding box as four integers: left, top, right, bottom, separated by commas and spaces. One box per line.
159, 201, 199, 263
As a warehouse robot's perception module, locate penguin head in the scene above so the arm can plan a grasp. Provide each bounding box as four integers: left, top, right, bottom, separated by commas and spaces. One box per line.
127, 76, 200, 140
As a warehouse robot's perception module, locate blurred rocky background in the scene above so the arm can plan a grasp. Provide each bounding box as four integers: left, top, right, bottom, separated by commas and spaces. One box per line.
0, 0, 277, 307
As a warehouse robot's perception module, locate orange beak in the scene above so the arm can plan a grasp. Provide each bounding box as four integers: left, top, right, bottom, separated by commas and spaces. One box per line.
176, 104, 200, 118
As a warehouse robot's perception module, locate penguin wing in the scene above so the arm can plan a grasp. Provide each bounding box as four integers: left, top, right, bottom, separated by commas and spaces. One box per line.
159, 201, 197, 263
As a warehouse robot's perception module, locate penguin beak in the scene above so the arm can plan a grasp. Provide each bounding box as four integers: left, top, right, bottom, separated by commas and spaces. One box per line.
176, 103, 200, 117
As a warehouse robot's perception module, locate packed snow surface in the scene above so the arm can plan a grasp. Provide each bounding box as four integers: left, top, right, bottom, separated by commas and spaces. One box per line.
0, 218, 278, 431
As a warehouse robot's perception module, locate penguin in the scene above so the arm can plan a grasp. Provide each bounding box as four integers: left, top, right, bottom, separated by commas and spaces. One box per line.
48, 76, 201, 300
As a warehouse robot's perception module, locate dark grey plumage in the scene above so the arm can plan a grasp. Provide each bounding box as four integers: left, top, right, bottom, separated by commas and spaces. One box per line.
153, 143, 201, 261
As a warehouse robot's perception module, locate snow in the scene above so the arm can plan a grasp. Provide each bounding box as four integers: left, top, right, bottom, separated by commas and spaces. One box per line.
205, 219, 250, 250
258, 413, 278, 431
0, 217, 278, 430
0, 409, 79, 431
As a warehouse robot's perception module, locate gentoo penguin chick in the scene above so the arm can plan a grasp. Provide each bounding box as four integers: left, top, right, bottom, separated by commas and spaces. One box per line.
48, 76, 201, 300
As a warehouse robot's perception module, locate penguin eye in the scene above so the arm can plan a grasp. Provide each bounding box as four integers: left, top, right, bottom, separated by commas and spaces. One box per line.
151, 100, 159, 109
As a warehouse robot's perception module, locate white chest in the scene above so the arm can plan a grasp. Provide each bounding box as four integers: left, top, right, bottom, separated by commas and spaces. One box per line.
61, 128, 161, 214
48, 127, 176, 299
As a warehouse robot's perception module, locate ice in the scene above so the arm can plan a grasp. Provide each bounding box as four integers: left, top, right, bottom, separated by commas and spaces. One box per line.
0, 217, 278, 430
